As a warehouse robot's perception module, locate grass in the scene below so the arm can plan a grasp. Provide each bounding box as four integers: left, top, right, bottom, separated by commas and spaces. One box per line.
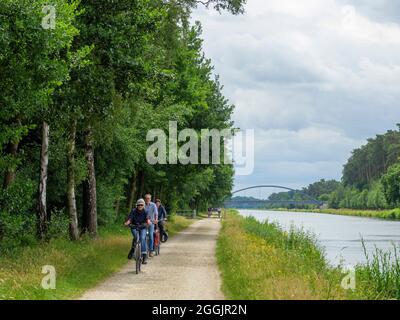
354, 242, 400, 300
0, 215, 193, 300
217, 210, 400, 300
271, 208, 400, 220
217, 210, 345, 299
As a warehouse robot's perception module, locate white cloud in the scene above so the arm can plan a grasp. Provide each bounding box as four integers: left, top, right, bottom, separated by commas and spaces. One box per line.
192, 0, 400, 191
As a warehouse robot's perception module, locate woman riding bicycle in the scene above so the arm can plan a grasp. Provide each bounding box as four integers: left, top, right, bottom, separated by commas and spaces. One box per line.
125, 199, 150, 264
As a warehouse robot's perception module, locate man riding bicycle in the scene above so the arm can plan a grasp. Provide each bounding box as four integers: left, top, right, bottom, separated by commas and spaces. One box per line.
125, 199, 150, 264
144, 193, 158, 257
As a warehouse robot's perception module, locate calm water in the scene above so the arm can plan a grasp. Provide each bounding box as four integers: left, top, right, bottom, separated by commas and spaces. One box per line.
239, 209, 400, 267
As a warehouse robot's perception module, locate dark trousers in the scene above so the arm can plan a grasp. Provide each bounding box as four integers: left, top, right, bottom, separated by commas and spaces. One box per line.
158, 221, 167, 239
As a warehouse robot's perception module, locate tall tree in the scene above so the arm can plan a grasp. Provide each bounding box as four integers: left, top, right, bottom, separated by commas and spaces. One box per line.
0, 0, 80, 239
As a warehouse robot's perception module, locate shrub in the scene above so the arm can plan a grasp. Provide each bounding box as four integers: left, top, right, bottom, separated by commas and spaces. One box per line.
0, 178, 37, 253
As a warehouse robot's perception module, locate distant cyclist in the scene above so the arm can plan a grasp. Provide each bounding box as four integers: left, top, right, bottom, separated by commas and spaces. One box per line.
144, 193, 158, 257
155, 199, 168, 242
125, 199, 150, 264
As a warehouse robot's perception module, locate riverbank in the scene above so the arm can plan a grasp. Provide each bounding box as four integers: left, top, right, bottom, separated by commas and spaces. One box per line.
0, 215, 194, 300
217, 210, 400, 300
270, 208, 400, 220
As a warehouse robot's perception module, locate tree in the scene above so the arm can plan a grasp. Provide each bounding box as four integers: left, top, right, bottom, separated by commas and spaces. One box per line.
382, 163, 400, 206
0, 0, 80, 239
0, 0, 243, 250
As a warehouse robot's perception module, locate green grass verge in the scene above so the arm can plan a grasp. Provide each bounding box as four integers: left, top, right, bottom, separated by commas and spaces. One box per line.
217, 210, 400, 300
0, 215, 193, 300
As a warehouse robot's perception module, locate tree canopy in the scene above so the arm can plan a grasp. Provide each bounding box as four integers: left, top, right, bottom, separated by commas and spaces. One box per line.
0, 0, 245, 250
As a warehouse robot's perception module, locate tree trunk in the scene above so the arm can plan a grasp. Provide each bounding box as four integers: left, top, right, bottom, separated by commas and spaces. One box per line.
67, 120, 79, 241
37, 122, 50, 240
3, 141, 19, 188
138, 170, 145, 199
82, 126, 97, 236
127, 170, 137, 211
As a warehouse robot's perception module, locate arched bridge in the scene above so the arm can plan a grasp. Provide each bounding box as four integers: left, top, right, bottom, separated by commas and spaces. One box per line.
224, 185, 325, 207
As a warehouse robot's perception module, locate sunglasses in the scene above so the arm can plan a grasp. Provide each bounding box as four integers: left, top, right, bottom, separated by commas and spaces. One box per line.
137, 204, 144, 207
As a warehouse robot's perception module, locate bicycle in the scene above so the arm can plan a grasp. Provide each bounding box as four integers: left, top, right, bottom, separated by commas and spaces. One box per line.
129, 224, 146, 274
154, 223, 161, 256
159, 219, 169, 243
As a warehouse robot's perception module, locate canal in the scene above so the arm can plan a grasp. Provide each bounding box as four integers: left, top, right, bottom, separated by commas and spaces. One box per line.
239, 209, 400, 266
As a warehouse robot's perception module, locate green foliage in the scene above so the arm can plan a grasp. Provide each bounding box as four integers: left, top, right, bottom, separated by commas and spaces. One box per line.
355, 242, 400, 300
1, 0, 241, 249
0, 179, 36, 251
382, 163, 400, 206
327, 182, 389, 210
343, 125, 400, 189
305, 179, 341, 199
47, 209, 70, 240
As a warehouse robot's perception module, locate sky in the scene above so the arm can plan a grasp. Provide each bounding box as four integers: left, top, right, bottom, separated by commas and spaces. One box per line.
192, 0, 400, 198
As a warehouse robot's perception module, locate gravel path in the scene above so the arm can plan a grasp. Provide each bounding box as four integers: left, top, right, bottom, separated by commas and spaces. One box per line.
79, 218, 224, 300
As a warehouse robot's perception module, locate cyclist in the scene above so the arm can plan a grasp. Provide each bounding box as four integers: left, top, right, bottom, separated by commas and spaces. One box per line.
144, 193, 158, 257
155, 199, 168, 242
125, 199, 150, 264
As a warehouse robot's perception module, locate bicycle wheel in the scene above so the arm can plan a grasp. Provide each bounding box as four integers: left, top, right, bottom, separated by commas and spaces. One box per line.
154, 231, 160, 256
135, 242, 141, 274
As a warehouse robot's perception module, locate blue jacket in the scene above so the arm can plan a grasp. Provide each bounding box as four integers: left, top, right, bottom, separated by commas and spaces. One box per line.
157, 205, 167, 221
145, 201, 158, 222
128, 208, 149, 228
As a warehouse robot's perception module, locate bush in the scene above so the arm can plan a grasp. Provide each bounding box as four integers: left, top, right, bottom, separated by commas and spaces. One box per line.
0, 178, 37, 253
0, 211, 37, 253
47, 209, 70, 240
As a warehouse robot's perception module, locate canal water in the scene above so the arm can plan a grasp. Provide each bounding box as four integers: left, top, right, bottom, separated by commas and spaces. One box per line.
239, 209, 400, 267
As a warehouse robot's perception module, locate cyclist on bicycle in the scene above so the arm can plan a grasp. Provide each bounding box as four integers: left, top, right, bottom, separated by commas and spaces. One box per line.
125, 199, 150, 264
144, 193, 158, 257
155, 199, 168, 242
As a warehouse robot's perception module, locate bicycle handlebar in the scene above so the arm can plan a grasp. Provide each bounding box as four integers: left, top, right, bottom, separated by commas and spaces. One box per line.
128, 223, 148, 229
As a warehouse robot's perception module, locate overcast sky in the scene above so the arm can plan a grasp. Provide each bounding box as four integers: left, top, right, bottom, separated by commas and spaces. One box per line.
193, 0, 400, 197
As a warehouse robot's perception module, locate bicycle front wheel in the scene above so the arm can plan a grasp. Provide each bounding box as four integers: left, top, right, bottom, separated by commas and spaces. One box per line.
135, 243, 141, 274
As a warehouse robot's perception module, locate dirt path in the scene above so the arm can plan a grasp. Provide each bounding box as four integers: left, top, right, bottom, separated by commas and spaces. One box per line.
79, 218, 224, 300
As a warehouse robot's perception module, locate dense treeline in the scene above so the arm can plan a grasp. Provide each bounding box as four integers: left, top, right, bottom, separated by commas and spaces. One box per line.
329, 126, 400, 209
0, 0, 246, 251
342, 125, 400, 189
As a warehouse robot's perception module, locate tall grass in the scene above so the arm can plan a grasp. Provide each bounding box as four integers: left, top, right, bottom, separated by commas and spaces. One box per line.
355, 242, 400, 299
0, 216, 193, 300
217, 211, 346, 300
218, 210, 400, 300
242, 217, 328, 273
